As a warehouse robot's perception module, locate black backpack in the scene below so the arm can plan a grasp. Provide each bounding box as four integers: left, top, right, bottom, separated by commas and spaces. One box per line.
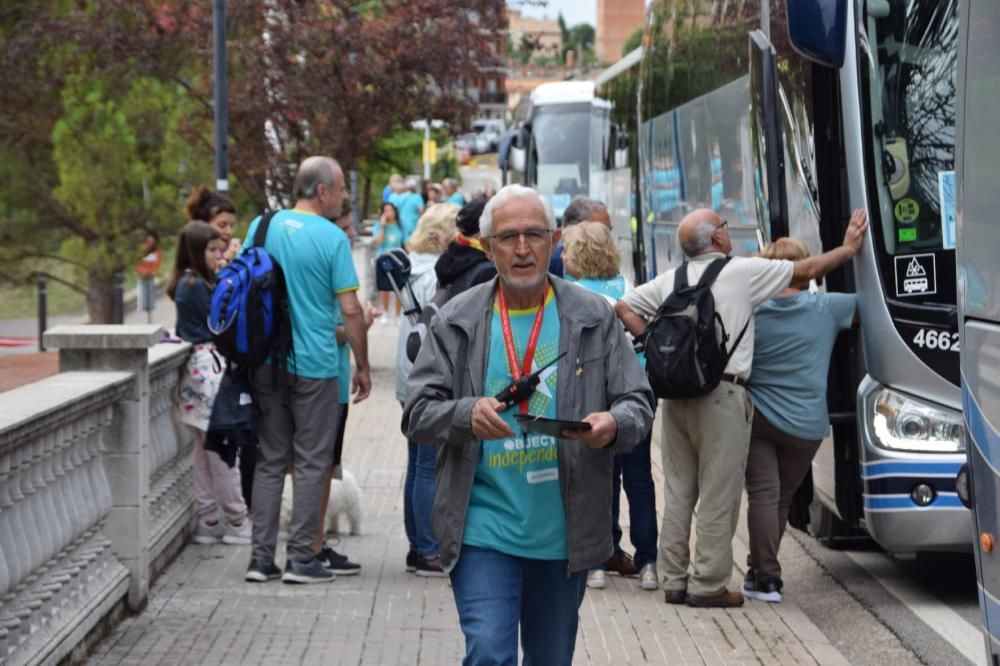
642, 257, 748, 399
208, 211, 293, 371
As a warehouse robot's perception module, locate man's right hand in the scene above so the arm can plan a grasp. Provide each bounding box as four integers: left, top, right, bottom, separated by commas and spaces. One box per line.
471, 397, 514, 440
842, 208, 869, 255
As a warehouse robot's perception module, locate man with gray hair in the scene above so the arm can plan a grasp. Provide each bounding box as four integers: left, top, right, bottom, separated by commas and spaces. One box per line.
549, 195, 612, 277
403, 184, 653, 664
615, 208, 867, 607
442, 177, 465, 206
241, 155, 372, 585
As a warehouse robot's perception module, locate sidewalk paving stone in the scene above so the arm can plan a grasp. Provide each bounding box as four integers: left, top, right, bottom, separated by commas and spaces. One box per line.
88, 284, 847, 665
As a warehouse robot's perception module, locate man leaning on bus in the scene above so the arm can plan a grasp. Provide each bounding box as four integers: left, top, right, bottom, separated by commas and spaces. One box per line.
614, 208, 868, 608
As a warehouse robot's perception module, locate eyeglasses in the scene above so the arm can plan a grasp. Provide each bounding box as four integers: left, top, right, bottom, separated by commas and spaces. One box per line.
716, 220, 729, 232
488, 228, 553, 249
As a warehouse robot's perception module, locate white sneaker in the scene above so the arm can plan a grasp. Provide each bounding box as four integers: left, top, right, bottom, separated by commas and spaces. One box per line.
222, 519, 252, 545
587, 569, 606, 590
639, 563, 658, 591
193, 519, 224, 544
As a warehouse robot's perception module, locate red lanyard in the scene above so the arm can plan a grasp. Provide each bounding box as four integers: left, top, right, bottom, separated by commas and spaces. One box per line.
497, 288, 547, 413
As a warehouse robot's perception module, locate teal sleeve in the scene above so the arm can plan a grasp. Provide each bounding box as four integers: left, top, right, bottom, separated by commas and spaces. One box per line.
331, 231, 360, 293
241, 216, 262, 252
826, 292, 857, 330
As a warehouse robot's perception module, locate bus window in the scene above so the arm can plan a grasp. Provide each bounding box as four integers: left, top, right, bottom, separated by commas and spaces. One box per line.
862, 0, 958, 255
529, 103, 592, 215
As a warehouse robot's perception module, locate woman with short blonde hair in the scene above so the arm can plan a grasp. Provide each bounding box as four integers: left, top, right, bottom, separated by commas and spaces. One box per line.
561, 221, 659, 593
408, 203, 459, 255
743, 237, 859, 604
395, 201, 459, 576
561, 222, 621, 280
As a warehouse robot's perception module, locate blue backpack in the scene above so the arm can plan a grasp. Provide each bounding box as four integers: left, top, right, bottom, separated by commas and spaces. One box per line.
208, 211, 292, 370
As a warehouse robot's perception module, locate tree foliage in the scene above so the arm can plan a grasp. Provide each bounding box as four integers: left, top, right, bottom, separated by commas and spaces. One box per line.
0, 0, 504, 321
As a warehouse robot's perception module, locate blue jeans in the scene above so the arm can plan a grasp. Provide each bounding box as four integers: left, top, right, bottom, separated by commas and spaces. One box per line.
403, 437, 439, 557
450, 545, 587, 666
610, 431, 658, 568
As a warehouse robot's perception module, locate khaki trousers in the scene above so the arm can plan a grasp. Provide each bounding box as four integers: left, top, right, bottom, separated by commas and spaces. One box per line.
657, 382, 753, 597
745, 411, 821, 581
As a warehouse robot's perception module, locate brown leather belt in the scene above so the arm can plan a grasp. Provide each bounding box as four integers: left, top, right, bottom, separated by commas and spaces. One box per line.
721, 373, 746, 387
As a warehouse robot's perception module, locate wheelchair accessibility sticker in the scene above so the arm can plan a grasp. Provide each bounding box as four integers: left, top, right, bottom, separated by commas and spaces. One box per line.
894, 253, 937, 297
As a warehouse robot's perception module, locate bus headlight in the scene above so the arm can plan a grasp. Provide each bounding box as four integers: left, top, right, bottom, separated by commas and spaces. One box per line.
871, 388, 964, 453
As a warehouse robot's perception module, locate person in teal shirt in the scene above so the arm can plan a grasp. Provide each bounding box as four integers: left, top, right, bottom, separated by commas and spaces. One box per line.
402, 185, 654, 665
241, 156, 372, 586
744, 237, 858, 604
562, 222, 658, 592
389, 178, 425, 241
442, 178, 466, 207
464, 287, 566, 559
373, 202, 404, 320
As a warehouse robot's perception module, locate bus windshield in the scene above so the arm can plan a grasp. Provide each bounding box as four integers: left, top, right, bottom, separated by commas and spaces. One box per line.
862, 0, 958, 255
528, 103, 594, 211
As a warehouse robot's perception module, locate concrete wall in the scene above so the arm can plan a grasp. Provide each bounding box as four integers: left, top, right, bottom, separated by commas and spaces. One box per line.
0, 325, 193, 665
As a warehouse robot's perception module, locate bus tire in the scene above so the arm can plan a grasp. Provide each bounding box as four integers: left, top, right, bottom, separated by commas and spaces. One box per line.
808, 497, 847, 548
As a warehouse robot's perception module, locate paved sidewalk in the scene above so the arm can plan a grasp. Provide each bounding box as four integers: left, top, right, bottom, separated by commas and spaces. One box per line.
88, 323, 847, 665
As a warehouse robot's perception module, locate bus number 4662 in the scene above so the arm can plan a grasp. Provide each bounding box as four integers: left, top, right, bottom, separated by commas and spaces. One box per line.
912, 329, 960, 352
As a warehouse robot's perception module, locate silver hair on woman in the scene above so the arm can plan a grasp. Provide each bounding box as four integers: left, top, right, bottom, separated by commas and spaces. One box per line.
479, 184, 556, 237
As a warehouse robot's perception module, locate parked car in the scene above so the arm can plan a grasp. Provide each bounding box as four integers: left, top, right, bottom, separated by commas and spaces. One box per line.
471, 118, 505, 152
456, 132, 490, 155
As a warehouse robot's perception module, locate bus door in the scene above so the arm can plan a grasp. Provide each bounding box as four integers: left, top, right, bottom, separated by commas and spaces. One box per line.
958, 0, 1000, 657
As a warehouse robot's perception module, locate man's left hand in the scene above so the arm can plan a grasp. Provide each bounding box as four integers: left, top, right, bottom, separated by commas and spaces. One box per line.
351, 368, 372, 403
563, 411, 617, 449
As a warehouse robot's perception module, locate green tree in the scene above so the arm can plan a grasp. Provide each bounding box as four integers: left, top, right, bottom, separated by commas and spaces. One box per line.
623, 27, 643, 56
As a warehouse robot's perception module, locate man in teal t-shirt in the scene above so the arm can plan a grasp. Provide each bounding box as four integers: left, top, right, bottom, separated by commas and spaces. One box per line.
242, 156, 372, 586
464, 287, 566, 559
402, 185, 654, 665
443, 178, 466, 207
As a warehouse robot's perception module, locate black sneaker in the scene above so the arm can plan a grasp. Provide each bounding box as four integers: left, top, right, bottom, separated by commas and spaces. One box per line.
316, 545, 362, 576
743, 566, 756, 591
414, 554, 447, 578
741, 576, 783, 603
245, 556, 281, 582
282, 557, 336, 584
406, 550, 419, 573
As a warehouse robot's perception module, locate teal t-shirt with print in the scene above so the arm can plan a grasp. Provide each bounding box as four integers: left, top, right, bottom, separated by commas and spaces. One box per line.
243, 209, 359, 379
373, 221, 404, 255
463, 288, 567, 560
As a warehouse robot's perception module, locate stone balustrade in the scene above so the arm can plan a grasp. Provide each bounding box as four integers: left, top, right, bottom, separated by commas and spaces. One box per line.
0, 325, 194, 665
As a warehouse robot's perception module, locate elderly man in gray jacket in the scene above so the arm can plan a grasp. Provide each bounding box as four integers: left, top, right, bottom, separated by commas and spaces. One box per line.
402, 184, 653, 666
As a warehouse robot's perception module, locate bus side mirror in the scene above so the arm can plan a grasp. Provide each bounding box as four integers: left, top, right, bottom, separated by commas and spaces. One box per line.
786, 0, 848, 68
508, 126, 528, 174
614, 128, 629, 169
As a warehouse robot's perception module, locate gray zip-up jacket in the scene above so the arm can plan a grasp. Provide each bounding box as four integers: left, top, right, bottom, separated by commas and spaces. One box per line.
401, 276, 654, 573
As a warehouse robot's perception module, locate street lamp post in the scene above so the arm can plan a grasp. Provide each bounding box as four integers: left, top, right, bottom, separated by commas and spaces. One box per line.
213, 0, 228, 193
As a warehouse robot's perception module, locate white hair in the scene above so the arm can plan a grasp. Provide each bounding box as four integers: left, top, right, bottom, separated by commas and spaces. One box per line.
680, 217, 717, 256
480, 185, 556, 237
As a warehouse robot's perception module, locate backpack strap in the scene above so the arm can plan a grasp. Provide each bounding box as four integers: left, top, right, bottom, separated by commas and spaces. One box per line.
695, 256, 732, 289
724, 317, 751, 362
252, 210, 279, 250
673, 256, 731, 293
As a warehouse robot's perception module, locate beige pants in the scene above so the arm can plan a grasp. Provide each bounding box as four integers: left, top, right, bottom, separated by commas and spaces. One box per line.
657, 382, 753, 597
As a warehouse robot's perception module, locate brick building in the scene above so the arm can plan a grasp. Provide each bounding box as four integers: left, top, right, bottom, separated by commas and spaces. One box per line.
595, 0, 645, 64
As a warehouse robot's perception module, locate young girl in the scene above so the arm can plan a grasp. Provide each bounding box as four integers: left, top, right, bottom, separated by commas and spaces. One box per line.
186, 185, 240, 263
168, 221, 251, 546
373, 202, 404, 321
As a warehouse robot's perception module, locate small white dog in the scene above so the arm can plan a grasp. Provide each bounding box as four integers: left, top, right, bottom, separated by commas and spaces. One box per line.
279, 469, 363, 536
